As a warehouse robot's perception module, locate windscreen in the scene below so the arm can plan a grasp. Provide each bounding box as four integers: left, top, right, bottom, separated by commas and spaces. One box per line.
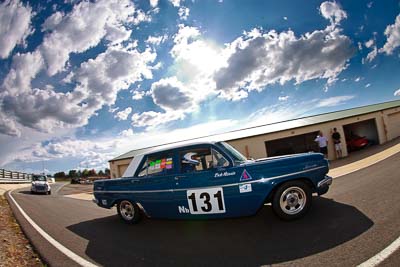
218, 142, 247, 162
32, 175, 46, 181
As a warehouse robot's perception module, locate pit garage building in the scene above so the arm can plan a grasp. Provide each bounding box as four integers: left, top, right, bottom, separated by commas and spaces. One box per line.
109, 100, 400, 179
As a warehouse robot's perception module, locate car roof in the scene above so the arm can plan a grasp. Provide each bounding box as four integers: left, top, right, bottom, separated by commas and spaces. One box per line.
121, 141, 220, 178
134, 141, 219, 157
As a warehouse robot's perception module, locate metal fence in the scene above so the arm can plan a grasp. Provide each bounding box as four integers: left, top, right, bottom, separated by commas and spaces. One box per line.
0, 169, 32, 181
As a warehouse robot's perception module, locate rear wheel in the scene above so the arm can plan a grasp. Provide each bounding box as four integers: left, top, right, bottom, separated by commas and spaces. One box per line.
117, 200, 141, 224
272, 180, 312, 221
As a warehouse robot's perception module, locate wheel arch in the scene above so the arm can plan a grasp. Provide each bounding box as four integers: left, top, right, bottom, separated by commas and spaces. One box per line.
264, 177, 315, 203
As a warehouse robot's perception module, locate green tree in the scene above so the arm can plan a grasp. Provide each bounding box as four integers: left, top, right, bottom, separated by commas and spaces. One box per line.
82, 169, 89, 177
104, 168, 110, 176
98, 170, 104, 176
88, 169, 96, 176
54, 172, 66, 178
68, 169, 77, 178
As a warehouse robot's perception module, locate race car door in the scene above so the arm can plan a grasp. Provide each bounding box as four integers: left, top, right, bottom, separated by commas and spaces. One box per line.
173, 145, 244, 218
131, 151, 177, 218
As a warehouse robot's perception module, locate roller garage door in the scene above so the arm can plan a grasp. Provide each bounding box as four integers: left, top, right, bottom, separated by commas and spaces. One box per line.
265, 131, 320, 157
388, 112, 400, 140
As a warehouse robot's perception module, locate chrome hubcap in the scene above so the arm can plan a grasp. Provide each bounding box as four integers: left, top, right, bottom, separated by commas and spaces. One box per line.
279, 186, 306, 215
120, 201, 134, 220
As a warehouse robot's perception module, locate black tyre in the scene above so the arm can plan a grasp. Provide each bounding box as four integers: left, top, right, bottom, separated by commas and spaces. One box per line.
272, 180, 312, 221
47, 191, 51, 195
117, 200, 141, 224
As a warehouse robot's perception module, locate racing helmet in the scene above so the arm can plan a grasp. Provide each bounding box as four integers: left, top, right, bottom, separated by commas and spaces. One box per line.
182, 152, 199, 165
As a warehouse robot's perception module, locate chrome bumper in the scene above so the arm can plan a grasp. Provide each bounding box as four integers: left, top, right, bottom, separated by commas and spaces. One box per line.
318, 175, 333, 188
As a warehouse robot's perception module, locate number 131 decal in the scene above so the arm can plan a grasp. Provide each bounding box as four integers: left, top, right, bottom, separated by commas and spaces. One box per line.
187, 187, 226, 214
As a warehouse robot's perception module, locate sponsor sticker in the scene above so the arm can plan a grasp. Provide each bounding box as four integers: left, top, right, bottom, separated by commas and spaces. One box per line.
239, 184, 252, 193
240, 169, 252, 181
214, 171, 236, 178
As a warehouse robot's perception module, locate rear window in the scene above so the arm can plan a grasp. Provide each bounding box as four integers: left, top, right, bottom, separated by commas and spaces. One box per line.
137, 153, 174, 177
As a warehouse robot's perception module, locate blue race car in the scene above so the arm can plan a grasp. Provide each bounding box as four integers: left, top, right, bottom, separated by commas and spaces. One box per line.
93, 141, 332, 223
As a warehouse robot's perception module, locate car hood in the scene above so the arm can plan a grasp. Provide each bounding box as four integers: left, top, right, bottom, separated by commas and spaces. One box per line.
241, 152, 327, 168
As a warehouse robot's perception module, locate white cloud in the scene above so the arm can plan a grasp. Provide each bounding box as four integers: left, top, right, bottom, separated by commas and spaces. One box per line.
115, 107, 132, 121
0, 46, 156, 135
214, 26, 354, 99
365, 47, 378, 63
278, 95, 289, 101
178, 7, 190, 20
169, 0, 181, 7
365, 39, 375, 48
0, 112, 20, 137
283, 16, 288, 21
244, 104, 301, 128
131, 75, 198, 129
319, 1, 347, 25
41, 11, 63, 31
2, 50, 44, 95
0, 0, 32, 59
354, 77, 361, 82
394, 88, 400, 96
150, 77, 195, 111
358, 42, 363, 50
145, 34, 168, 46
316, 95, 355, 107
5, 118, 239, 170
149, 0, 159, 8
363, 37, 378, 63
120, 128, 134, 137
367, 2, 373, 8
40, 0, 137, 76
380, 14, 400, 55
365, 83, 371, 88
132, 90, 146, 100
131, 110, 185, 129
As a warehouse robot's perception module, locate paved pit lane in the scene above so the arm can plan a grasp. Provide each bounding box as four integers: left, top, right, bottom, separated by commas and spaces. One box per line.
7, 152, 400, 267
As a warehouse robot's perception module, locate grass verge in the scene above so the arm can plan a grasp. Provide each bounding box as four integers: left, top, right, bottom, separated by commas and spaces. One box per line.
0, 195, 43, 267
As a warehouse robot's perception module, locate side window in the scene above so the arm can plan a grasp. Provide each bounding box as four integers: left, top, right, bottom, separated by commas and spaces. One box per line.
212, 149, 229, 168
180, 147, 212, 173
137, 153, 174, 177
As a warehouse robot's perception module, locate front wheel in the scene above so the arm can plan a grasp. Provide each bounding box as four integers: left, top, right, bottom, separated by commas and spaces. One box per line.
272, 180, 312, 221
117, 200, 141, 224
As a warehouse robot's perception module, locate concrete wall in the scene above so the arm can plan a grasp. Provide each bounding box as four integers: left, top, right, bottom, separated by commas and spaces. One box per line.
109, 106, 400, 177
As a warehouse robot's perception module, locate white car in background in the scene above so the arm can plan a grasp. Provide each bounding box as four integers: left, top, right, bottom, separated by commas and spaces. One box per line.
31, 175, 51, 195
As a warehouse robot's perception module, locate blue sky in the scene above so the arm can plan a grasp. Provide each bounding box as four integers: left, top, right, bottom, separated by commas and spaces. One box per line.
0, 0, 399, 174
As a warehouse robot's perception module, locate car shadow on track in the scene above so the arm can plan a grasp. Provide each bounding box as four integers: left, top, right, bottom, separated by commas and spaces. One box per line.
67, 197, 373, 267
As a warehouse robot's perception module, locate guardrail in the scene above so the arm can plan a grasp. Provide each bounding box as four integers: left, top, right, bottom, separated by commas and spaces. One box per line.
0, 169, 32, 183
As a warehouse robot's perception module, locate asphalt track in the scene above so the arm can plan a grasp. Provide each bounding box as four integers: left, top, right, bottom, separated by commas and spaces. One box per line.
7, 153, 400, 267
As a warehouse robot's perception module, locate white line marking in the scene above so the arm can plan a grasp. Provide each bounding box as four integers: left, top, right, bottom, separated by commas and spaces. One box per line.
357, 236, 400, 267
8, 189, 98, 267
55, 182, 68, 194
329, 143, 400, 179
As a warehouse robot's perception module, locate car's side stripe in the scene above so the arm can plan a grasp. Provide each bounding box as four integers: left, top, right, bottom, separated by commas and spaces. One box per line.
94, 166, 326, 194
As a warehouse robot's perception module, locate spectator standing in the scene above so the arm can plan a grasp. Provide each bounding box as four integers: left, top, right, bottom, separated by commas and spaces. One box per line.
331, 127, 343, 159
315, 131, 328, 158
